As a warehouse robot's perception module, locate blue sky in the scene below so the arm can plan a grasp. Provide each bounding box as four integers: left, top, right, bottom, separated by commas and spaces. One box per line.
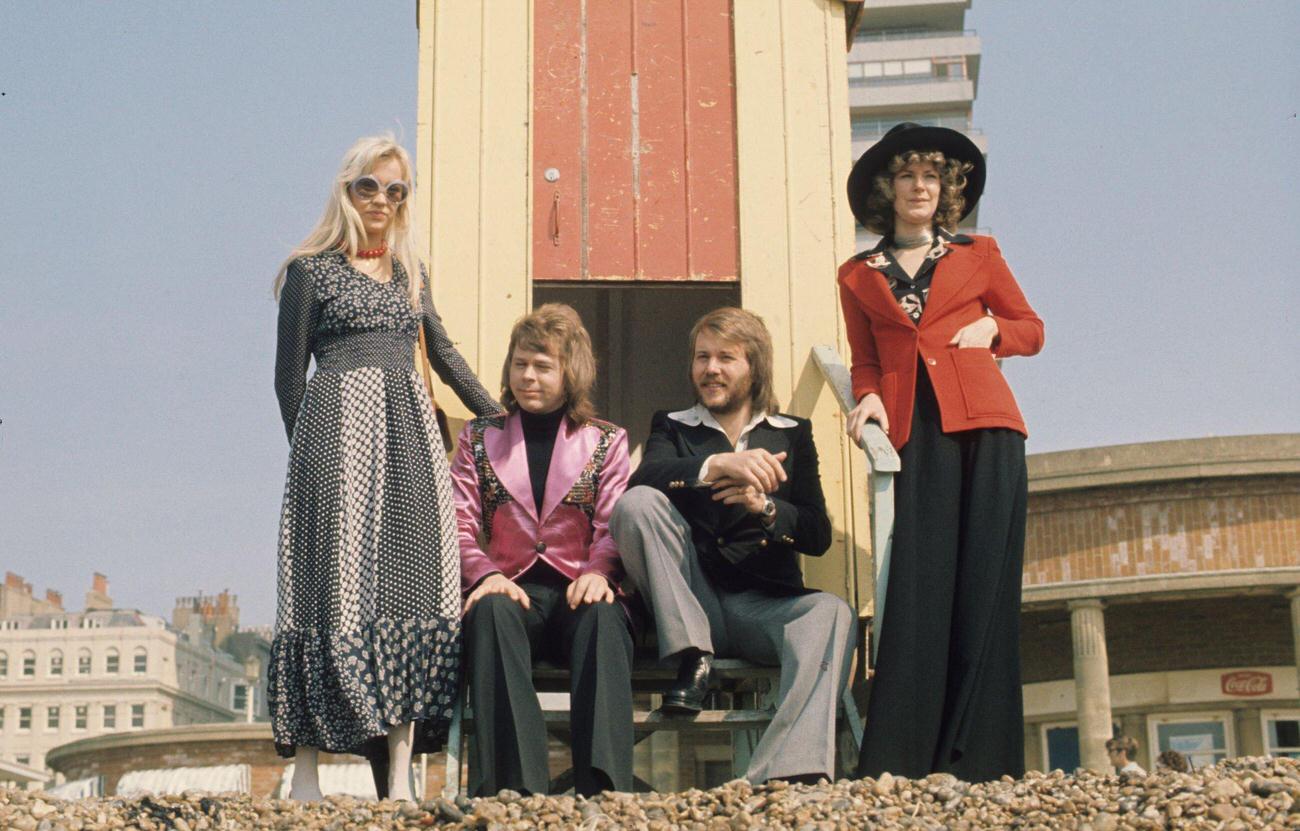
1, 1, 1296, 626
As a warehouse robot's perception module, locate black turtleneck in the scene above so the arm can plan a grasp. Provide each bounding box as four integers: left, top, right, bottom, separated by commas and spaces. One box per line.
519, 406, 566, 513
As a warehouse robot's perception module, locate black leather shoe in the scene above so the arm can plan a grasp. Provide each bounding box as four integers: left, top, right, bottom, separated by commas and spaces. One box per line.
660, 649, 713, 714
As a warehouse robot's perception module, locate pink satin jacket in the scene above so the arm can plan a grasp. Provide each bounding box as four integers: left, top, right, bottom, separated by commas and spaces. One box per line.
450, 411, 630, 593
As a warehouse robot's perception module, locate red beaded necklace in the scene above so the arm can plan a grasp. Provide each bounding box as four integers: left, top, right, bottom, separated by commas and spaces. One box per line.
354, 241, 388, 259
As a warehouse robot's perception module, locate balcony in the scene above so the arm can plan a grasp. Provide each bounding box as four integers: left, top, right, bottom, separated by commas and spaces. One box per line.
848, 29, 981, 65
856, 0, 971, 33
848, 77, 975, 113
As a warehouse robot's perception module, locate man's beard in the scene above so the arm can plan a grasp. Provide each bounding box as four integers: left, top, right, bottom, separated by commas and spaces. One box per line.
698, 379, 751, 415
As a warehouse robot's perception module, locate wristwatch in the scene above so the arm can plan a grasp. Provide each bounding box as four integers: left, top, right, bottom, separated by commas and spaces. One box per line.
760, 496, 777, 524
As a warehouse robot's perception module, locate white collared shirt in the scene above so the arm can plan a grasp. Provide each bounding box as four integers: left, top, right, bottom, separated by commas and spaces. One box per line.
667, 403, 797, 482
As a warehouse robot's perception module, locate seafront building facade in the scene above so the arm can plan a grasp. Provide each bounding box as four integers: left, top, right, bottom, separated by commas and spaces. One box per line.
1018, 435, 1300, 773
0, 575, 267, 779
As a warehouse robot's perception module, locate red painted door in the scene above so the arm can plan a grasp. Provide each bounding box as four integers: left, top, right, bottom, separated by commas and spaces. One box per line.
533, 0, 737, 282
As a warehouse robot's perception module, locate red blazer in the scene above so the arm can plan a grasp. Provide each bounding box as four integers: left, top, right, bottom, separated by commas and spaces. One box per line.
837, 235, 1044, 450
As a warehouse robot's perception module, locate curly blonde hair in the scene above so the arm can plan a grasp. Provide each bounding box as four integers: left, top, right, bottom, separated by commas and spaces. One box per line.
499, 303, 598, 425
860, 150, 974, 236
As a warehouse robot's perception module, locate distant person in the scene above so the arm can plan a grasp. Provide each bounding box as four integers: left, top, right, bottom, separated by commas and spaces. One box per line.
1106, 736, 1146, 775
269, 135, 500, 801
1155, 749, 1191, 773
611, 307, 857, 785
841, 122, 1044, 783
453, 304, 634, 797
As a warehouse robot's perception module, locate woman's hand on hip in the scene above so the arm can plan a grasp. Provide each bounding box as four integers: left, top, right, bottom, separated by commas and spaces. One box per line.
847, 393, 888, 443
948, 316, 1000, 349
566, 573, 614, 609
463, 573, 530, 614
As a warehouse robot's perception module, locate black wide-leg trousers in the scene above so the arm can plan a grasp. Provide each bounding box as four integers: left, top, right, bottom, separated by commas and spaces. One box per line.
463, 565, 634, 797
858, 362, 1028, 783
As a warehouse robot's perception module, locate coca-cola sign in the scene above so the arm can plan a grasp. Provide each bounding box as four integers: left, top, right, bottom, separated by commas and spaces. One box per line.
1221, 671, 1272, 697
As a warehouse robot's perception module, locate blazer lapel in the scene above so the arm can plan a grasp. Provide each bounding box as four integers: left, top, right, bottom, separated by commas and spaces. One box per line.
920, 244, 982, 323
484, 412, 538, 523
843, 259, 916, 329
539, 418, 596, 523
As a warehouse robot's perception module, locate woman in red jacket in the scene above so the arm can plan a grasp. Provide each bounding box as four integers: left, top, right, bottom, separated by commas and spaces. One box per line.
839, 122, 1043, 783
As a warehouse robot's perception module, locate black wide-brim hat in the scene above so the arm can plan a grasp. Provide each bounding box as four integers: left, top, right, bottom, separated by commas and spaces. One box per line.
847, 122, 986, 230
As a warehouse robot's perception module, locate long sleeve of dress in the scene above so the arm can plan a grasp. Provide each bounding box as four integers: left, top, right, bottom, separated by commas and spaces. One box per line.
419, 269, 501, 418
274, 260, 320, 442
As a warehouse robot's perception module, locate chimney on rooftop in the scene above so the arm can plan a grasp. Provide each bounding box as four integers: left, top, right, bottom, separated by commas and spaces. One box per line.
45, 590, 63, 610
85, 572, 113, 611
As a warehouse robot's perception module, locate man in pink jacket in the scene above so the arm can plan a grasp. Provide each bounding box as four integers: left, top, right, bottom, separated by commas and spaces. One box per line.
450, 304, 633, 797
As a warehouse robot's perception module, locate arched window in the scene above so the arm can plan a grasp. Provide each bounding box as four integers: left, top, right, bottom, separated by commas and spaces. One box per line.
133, 647, 148, 674
22, 650, 36, 677
77, 649, 92, 675
105, 648, 120, 674
49, 649, 63, 676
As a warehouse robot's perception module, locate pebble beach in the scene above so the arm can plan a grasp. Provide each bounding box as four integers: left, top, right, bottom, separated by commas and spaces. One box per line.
4, 756, 1297, 830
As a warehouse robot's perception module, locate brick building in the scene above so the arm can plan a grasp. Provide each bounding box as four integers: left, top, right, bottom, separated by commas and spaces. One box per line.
1019, 434, 1300, 773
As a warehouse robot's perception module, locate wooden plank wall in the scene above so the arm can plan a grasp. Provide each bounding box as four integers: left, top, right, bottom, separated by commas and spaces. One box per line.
532, 0, 737, 282
415, 1, 532, 420
733, 0, 871, 612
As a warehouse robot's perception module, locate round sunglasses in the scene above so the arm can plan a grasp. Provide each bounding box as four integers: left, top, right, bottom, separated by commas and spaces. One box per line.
349, 175, 410, 206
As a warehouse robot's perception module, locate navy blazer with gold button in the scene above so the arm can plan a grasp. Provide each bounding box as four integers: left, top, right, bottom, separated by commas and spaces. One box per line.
629, 408, 832, 596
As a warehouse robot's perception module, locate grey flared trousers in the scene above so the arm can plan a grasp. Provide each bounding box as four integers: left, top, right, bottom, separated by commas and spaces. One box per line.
611, 486, 857, 783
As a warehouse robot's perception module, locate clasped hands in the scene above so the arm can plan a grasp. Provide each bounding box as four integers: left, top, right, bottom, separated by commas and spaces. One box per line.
703, 448, 788, 515
463, 571, 613, 614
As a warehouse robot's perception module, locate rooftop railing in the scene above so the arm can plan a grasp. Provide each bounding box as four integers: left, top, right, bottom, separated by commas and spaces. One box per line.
855, 28, 977, 43
850, 73, 970, 87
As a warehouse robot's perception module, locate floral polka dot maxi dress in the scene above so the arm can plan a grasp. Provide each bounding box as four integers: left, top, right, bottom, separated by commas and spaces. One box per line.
270, 252, 500, 757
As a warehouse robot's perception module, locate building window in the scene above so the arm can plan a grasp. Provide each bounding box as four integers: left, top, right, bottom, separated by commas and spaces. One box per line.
103, 705, 116, 729
1041, 721, 1123, 773
75, 705, 88, 730
19, 707, 32, 731
0, 651, 7, 677
52, 618, 69, 630
22, 651, 36, 677
1149, 713, 1232, 769
0, 706, 5, 730
233, 683, 251, 713
131, 704, 145, 728
47, 706, 60, 730
1264, 711, 1300, 759
105, 649, 119, 674
933, 57, 967, 79
49, 650, 64, 676
133, 648, 148, 675
16, 755, 30, 766
78, 649, 92, 675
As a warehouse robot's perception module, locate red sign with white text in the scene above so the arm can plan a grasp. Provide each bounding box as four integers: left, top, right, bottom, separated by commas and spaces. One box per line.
1221, 671, 1273, 697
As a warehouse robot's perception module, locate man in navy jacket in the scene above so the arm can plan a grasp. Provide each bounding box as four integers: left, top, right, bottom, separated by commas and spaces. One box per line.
611, 307, 857, 785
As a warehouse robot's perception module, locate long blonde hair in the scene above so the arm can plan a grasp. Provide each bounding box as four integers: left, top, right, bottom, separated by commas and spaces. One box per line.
274, 134, 424, 309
